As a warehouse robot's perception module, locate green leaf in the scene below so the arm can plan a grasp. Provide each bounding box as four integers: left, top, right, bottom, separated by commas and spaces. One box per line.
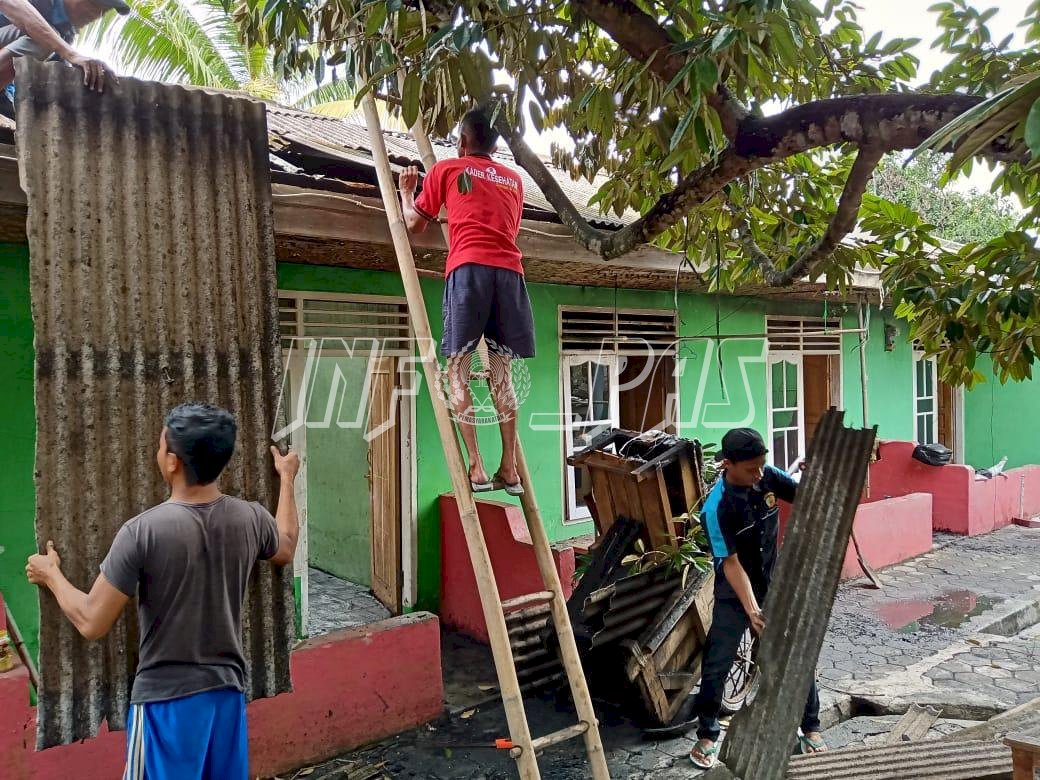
695, 58, 718, 91
402, 72, 421, 128
426, 25, 453, 50
711, 26, 739, 52
457, 170, 473, 195
671, 38, 702, 55
664, 59, 696, 97
365, 4, 387, 36
670, 107, 696, 150
453, 23, 472, 51
1026, 96, 1040, 158
694, 116, 710, 153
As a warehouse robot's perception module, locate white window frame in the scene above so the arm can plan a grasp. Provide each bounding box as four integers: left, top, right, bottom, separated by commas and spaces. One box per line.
562, 354, 620, 523
913, 351, 940, 446
766, 352, 806, 472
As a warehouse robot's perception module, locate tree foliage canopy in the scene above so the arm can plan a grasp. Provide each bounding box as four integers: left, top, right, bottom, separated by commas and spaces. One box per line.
871, 152, 1018, 245
235, 0, 1040, 384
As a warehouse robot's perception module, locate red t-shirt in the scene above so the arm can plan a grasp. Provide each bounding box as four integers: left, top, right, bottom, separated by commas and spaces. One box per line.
414, 155, 525, 276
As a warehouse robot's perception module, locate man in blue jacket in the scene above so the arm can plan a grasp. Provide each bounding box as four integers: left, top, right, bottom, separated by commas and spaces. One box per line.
689, 427, 826, 769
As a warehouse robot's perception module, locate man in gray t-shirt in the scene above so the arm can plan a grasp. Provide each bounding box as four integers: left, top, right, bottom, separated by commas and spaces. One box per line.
27, 402, 300, 780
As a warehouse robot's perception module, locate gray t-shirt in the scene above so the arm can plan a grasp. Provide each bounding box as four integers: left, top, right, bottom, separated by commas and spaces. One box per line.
100, 495, 280, 703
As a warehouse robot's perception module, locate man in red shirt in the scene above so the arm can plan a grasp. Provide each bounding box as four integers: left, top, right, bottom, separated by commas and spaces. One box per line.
399, 107, 534, 496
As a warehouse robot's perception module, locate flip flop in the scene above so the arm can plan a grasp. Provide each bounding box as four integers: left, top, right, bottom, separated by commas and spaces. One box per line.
690, 742, 718, 769
470, 478, 495, 493
798, 734, 827, 754
492, 473, 525, 496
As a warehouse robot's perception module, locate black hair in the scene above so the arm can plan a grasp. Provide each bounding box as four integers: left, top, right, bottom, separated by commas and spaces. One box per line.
164, 403, 237, 486
460, 107, 499, 154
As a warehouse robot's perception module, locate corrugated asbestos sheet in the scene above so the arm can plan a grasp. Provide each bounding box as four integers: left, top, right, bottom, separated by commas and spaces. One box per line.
785, 739, 1012, 779
712, 410, 877, 780
15, 59, 294, 748
265, 104, 633, 228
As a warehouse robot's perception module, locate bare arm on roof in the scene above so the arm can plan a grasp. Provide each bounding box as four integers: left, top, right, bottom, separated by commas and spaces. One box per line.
266, 445, 300, 566
0, 0, 112, 91
26, 542, 129, 641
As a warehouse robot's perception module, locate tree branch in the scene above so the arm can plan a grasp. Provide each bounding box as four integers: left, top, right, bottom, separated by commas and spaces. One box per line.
571, 0, 748, 138
737, 145, 885, 286
497, 89, 1025, 262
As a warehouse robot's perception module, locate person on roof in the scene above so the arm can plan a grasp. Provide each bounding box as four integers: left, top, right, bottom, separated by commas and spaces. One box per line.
0, 0, 121, 95
689, 427, 827, 770
398, 106, 534, 497
26, 403, 301, 780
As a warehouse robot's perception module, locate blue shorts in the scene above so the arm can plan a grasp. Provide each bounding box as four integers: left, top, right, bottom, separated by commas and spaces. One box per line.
441, 264, 535, 358
123, 688, 248, 780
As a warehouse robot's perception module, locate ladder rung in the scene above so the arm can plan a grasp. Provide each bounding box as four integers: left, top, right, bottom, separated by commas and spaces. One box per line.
501, 591, 555, 613
511, 722, 590, 757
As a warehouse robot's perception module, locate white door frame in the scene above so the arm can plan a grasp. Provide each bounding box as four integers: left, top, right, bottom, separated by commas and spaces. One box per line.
766, 352, 806, 471
562, 353, 620, 523
285, 344, 311, 635
281, 336, 418, 631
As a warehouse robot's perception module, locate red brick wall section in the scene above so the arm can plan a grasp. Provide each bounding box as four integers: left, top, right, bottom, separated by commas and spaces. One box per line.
0, 612, 444, 779
440, 495, 575, 643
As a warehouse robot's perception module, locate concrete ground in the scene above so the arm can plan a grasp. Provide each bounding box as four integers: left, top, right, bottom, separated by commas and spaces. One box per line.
307, 567, 391, 637
274, 525, 1040, 780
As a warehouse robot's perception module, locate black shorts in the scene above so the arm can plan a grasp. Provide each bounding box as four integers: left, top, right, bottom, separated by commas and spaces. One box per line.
441, 264, 536, 358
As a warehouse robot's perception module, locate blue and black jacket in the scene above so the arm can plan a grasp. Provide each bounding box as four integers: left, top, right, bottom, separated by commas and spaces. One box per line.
701, 464, 798, 602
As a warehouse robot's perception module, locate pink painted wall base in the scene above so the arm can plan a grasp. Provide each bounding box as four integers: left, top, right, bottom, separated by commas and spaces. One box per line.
440, 495, 575, 643
779, 492, 934, 579
866, 441, 1040, 535
0, 612, 444, 780
838, 493, 933, 579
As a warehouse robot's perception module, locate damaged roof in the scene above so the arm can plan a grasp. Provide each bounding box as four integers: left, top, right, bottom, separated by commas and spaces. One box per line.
264, 104, 633, 229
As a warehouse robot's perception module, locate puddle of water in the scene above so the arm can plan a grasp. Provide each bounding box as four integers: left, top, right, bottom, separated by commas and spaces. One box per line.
874, 589, 1002, 633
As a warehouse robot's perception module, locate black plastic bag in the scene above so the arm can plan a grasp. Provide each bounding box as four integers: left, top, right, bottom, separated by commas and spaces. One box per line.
912, 442, 952, 467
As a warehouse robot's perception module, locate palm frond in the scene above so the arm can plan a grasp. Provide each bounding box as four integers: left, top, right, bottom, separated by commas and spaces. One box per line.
913, 73, 1040, 172
78, 0, 241, 88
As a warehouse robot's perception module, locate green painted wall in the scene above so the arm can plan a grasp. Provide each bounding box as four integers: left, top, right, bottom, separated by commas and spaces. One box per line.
305, 356, 373, 584
964, 357, 1040, 469
0, 243, 38, 666
275, 263, 924, 611
839, 311, 915, 439
0, 249, 1026, 646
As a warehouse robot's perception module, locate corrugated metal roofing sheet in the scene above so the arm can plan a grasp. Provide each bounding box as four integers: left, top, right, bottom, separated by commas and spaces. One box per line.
785, 739, 1012, 779
265, 104, 632, 228
719, 409, 877, 780
15, 59, 294, 749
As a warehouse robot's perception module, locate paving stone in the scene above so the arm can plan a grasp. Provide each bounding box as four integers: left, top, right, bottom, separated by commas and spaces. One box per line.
952, 671, 994, 688
974, 666, 1013, 679
292, 526, 1040, 780
994, 677, 1039, 693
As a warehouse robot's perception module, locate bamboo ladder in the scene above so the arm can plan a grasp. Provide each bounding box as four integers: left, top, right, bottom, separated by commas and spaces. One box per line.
359, 92, 610, 780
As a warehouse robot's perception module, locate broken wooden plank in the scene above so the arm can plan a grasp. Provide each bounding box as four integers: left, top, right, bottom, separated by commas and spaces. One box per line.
784, 739, 1012, 780
941, 696, 1040, 745
884, 703, 942, 744
1005, 733, 1040, 780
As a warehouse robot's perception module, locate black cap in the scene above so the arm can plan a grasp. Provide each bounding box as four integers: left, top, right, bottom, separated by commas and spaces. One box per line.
91, 0, 131, 15
719, 428, 768, 463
